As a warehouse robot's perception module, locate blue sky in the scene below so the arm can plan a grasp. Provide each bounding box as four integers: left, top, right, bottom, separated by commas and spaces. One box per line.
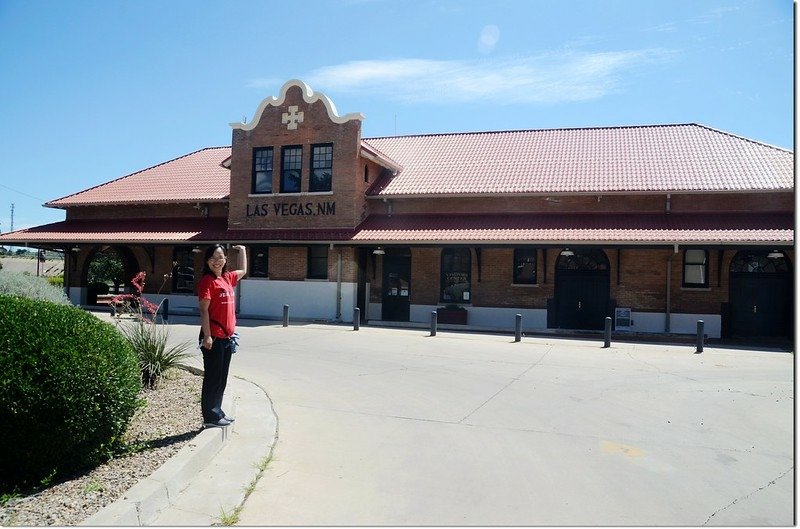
0, 0, 793, 231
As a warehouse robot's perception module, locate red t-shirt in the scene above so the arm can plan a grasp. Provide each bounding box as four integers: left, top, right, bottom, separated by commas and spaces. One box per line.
197, 271, 239, 338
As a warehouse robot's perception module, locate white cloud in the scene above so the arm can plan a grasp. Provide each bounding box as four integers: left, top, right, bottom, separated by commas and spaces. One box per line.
478, 25, 500, 54
299, 49, 665, 104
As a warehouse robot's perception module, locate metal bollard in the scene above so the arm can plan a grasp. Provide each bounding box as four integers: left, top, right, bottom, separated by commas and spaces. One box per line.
283, 304, 289, 327
162, 298, 169, 322
603, 316, 612, 348
696, 320, 704, 353
430, 310, 438, 336
514, 314, 522, 342
354, 308, 360, 331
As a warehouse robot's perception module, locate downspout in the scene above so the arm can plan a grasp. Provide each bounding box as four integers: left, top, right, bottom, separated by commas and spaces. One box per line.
335, 247, 342, 321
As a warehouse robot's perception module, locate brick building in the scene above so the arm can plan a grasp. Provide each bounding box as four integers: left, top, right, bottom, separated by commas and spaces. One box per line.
1, 79, 793, 339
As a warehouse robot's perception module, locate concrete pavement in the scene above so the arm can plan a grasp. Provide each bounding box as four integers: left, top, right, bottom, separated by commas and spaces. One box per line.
88, 314, 794, 525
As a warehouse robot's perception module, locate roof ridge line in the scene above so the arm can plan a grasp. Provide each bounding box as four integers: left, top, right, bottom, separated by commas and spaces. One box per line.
363, 123, 705, 141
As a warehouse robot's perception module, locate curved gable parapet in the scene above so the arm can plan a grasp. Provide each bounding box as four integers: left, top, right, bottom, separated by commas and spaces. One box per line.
230, 79, 365, 130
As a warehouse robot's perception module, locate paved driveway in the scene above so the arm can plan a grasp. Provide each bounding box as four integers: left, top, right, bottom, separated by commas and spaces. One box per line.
168, 320, 794, 526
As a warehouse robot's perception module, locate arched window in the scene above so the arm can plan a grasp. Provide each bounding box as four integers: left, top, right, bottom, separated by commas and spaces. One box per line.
683, 249, 708, 287
441, 248, 471, 302
556, 248, 609, 270
730, 250, 790, 273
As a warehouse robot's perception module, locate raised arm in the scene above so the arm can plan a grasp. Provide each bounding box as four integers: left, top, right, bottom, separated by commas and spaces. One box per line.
231, 245, 248, 280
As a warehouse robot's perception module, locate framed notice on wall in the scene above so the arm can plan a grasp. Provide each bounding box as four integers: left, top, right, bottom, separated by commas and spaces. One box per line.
615, 308, 632, 331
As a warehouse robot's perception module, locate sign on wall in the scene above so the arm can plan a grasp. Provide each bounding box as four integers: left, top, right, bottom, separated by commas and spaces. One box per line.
246, 201, 336, 217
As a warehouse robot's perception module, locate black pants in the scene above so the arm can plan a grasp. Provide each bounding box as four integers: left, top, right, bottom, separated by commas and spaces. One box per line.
201, 337, 233, 423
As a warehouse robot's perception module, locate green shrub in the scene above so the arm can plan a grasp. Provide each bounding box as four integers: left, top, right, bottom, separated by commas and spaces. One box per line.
0, 271, 70, 305
0, 295, 141, 491
46, 275, 64, 288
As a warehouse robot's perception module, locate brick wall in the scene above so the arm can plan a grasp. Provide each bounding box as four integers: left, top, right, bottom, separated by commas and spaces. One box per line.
365, 246, 796, 315
366, 191, 793, 217
66, 203, 227, 220
227, 84, 365, 231
268, 247, 313, 281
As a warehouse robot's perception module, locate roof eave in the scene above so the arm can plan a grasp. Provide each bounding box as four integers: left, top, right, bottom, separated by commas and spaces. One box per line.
45, 197, 230, 209
365, 188, 794, 199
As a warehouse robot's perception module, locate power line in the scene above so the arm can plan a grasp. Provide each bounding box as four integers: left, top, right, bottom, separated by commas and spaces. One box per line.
0, 182, 45, 202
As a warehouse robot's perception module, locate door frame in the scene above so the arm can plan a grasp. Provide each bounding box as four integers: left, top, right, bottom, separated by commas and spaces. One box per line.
381, 247, 412, 322
727, 250, 792, 338
553, 248, 611, 330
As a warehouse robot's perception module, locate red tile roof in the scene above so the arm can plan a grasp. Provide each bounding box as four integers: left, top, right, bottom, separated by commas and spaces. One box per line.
1, 213, 791, 246
40, 124, 792, 209
46, 147, 232, 208
351, 213, 794, 244
363, 124, 793, 196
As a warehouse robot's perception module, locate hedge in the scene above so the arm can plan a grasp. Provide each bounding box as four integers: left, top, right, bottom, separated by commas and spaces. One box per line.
0, 295, 141, 491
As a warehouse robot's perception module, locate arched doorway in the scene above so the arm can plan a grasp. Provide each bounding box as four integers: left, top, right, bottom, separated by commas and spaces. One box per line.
554, 248, 610, 330
82, 246, 140, 305
728, 250, 792, 338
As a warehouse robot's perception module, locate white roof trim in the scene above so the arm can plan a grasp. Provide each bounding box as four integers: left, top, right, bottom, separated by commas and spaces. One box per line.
230, 79, 364, 131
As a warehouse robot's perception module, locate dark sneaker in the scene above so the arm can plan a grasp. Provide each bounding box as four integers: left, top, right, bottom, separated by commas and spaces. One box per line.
203, 418, 232, 428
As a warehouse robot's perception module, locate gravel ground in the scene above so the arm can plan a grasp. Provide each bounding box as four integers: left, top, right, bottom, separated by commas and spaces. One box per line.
0, 368, 203, 526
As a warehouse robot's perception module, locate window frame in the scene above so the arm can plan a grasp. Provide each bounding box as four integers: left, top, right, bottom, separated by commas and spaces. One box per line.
251, 147, 274, 194
250, 245, 269, 278
309, 143, 333, 192
440, 247, 472, 303
280, 145, 303, 193
513, 248, 537, 285
171, 246, 196, 294
682, 249, 709, 288
307, 245, 328, 280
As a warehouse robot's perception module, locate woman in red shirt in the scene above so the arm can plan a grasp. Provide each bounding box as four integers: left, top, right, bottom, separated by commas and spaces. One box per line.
197, 244, 247, 428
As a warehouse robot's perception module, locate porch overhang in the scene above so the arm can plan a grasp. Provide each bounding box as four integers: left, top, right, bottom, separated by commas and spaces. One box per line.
350, 212, 794, 247
0, 212, 792, 248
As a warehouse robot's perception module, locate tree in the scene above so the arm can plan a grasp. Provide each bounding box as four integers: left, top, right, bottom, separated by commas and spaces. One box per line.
88, 252, 125, 293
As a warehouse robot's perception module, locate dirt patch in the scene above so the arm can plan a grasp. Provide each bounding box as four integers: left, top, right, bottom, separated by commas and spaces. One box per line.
0, 256, 63, 276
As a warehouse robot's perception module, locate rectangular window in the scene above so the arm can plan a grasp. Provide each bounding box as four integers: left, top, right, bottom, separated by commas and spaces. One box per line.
683, 249, 708, 287
281, 146, 303, 193
513, 248, 537, 284
250, 245, 269, 278
440, 248, 471, 302
310, 144, 333, 192
171, 246, 196, 293
307, 245, 328, 279
252, 148, 273, 194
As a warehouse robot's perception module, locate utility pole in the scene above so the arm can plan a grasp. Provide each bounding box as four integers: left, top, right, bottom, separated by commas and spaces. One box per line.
10, 203, 14, 233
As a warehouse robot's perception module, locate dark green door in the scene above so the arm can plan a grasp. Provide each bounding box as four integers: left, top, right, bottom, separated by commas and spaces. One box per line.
381, 248, 411, 322
554, 249, 611, 331
729, 251, 792, 338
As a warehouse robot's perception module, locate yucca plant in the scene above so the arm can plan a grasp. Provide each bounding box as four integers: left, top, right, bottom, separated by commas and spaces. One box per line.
113, 272, 192, 389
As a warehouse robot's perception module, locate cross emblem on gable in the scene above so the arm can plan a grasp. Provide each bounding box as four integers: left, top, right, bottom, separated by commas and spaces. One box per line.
281, 106, 304, 130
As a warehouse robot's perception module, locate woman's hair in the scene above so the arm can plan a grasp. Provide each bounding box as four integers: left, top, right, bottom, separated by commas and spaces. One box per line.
201, 244, 228, 276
